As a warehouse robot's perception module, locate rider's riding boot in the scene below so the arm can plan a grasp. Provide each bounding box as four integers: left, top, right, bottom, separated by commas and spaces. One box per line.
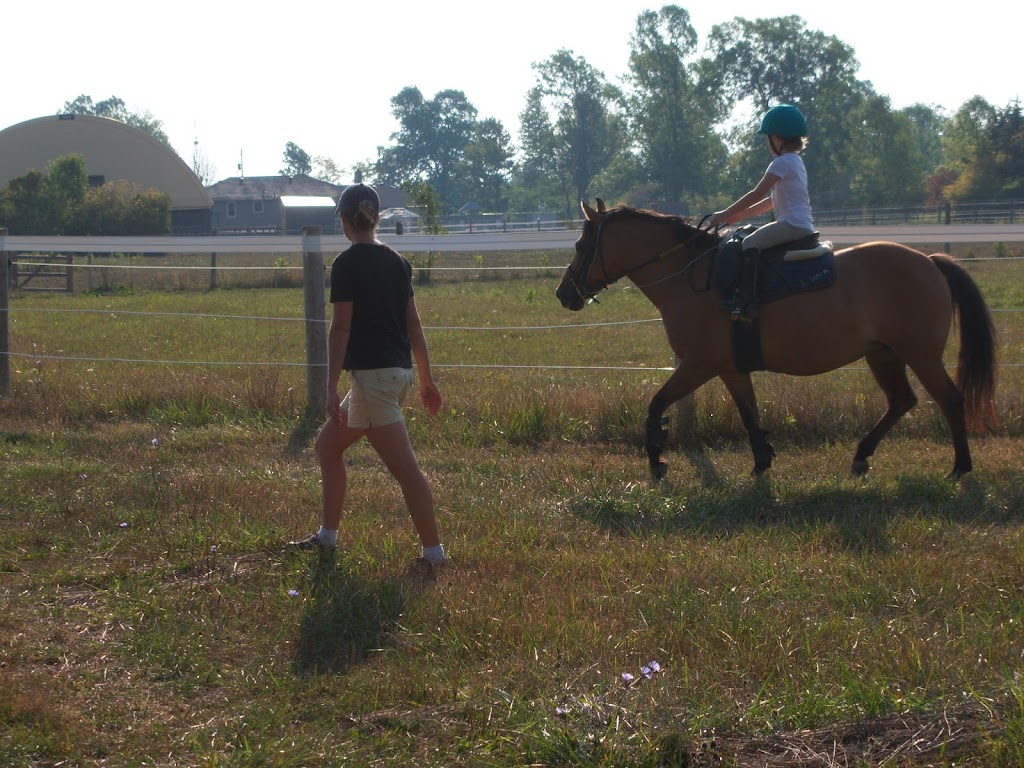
721, 247, 760, 320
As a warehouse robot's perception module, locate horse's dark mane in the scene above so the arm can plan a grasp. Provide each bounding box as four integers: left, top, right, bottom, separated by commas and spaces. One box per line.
606, 204, 721, 249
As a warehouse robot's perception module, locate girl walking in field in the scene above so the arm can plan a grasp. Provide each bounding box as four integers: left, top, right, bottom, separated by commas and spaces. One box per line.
288, 182, 447, 572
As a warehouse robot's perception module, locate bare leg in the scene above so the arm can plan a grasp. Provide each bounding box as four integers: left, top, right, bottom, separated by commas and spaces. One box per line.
366, 420, 440, 548
314, 410, 365, 531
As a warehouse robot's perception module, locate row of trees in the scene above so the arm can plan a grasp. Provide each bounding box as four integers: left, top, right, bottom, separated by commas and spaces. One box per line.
0, 155, 171, 236
41, 8, 1024, 224
330, 8, 1022, 217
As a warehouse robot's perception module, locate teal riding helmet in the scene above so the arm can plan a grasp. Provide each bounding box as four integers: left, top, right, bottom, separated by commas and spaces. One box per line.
758, 104, 808, 138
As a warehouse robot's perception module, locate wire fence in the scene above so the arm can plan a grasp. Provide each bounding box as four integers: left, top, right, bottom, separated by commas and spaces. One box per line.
2, 228, 1023, 414
3, 257, 1022, 373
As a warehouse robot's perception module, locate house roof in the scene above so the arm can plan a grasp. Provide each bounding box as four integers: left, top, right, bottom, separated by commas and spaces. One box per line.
0, 114, 212, 210
207, 174, 343, 201
206, 175, 410, 210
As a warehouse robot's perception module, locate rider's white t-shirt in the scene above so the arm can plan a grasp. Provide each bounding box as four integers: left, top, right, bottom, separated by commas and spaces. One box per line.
767, 152, 813, 231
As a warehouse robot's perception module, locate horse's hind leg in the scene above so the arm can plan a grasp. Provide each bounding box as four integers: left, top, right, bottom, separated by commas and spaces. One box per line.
720, 372, 775, 475
906, 357, 971, 478
852, 348, 918, 476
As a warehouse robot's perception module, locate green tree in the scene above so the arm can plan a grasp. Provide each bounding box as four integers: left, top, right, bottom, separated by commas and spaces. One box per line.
511, 86, 566, 213
457, 118, 515, 212
0, 170, 47, 234
941, 97, 1024, 201
530, 49, 624, 215
45, 154, 89, 234
0, 156, 169, 235
401, 181, 445, 234
624, 5, 727, 206
845, 95, 926, 206
0, 156, 88, 235
82, 180, 170, 235
280, 142, 312, 177
311, 155, 344, 184
376, 87, 478, 212
123, 187, 172, 234
61, 95, 171, 146
900, 103, 947, 175
988, 100, 1024, 199
701, 15, 869, 209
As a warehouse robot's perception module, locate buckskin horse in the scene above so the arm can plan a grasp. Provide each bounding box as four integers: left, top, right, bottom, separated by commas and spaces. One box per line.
555, 199, 998, 480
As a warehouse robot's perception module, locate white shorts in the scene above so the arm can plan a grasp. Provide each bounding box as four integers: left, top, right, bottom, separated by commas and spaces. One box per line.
340, 367, 413, 428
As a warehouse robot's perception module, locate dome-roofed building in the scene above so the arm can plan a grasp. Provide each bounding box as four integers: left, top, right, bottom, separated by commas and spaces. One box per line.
0, 114, 212, 234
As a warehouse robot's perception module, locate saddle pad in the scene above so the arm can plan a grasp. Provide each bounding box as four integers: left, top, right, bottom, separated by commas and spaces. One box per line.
759, 251, 836, 304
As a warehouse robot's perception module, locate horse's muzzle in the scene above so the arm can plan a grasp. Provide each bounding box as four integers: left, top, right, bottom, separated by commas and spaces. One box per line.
555, 278, 585, 311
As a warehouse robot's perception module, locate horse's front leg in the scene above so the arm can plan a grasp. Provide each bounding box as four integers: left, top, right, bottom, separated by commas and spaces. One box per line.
645, 366, 711, 481
720, 372, 775, 475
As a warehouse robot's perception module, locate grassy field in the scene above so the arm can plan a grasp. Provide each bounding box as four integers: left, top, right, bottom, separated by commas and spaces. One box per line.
1, 247, 1023, 766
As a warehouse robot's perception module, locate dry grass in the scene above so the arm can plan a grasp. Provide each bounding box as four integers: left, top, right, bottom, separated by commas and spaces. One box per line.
1, 248, 1023, 766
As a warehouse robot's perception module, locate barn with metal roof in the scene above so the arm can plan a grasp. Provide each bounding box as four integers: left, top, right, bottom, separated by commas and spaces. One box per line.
0, 114, 212, 234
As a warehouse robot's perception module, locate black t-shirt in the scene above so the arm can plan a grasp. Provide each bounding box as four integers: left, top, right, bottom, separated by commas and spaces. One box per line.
329, 242, 414, 370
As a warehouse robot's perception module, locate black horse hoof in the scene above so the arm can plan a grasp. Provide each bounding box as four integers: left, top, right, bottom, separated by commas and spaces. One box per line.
650, 460, 668, 481
851, 460, 870, 477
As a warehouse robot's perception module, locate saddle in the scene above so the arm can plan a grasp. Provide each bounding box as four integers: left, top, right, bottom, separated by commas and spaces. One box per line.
714, 226, 837, 373
714, 226, 836, 306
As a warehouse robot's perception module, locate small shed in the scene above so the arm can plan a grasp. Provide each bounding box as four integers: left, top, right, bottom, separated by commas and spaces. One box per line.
280, 195, 337, 233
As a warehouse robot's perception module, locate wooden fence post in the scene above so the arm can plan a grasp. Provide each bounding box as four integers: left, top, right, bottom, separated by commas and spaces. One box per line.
302, 227, 328, 417
209, 253, 218, 291
1, 228, 10, 398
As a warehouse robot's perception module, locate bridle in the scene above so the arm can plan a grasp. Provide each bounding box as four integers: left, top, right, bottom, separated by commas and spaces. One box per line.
564, 211, 718, 304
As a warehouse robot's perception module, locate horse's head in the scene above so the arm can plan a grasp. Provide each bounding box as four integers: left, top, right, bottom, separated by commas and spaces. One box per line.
555, 199, 611, 311
556, 199, 718, 311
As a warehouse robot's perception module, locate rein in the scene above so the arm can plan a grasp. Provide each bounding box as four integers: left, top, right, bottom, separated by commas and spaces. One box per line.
566, 210, 716, 303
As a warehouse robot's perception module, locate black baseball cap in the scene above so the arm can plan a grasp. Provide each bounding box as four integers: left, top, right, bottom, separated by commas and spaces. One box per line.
336, 183, 380, 219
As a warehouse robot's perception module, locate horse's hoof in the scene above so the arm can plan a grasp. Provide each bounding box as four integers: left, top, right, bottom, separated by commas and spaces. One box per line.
650, 461, 668, 481
851, 460, 870, 477
752, 462, 771, 476
947, 466, 971, 480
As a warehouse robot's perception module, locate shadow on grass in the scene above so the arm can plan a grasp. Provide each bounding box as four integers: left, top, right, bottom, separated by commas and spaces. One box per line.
566, 457, 1020, 554
285, 408, 321, 459
681, 443, 726, 489
292, 553, 405, 675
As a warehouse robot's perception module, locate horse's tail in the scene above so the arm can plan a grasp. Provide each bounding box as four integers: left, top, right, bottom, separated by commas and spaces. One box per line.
930, 253, 999, 431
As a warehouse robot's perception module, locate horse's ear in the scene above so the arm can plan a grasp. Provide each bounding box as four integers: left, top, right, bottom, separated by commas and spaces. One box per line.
596, 198, 607, 213
580, 200, 599, 222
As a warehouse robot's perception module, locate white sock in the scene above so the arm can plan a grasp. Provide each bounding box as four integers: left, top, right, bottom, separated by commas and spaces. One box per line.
421, 544, 445, 563
317, 526, 338, 547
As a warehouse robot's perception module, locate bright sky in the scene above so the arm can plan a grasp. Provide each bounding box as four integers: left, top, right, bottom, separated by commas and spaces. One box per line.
5, 1, 1019, 184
